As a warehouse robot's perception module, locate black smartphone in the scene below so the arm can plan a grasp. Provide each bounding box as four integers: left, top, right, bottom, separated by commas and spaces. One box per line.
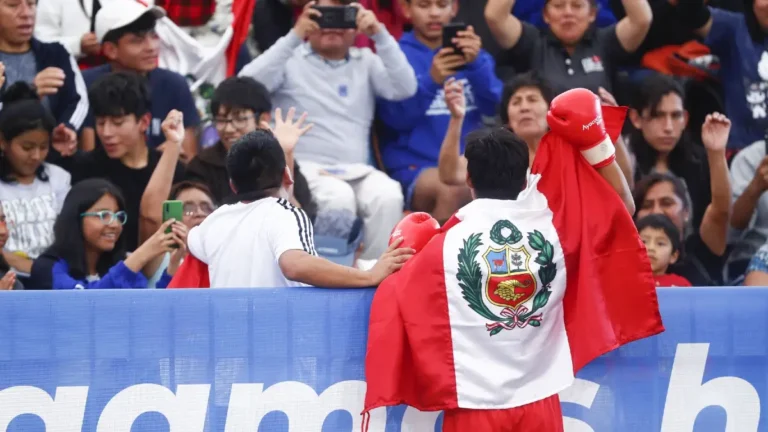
311, 5, 358, 29
442, 22, 468, 55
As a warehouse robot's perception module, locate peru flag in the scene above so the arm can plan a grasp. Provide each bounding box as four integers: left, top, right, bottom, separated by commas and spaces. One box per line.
362, 106, 664, 418
167, 254, 210, 289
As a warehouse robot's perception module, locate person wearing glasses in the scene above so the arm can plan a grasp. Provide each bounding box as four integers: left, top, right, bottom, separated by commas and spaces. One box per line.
186, 77, 273, 204
28, 178, 186, 290
186, 77, 316, 216
57, 72, 186, 253
141, 181, 217, 288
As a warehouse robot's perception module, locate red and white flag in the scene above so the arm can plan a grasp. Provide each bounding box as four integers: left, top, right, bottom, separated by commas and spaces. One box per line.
362, 106, 664, 419
167, 254, 209, 289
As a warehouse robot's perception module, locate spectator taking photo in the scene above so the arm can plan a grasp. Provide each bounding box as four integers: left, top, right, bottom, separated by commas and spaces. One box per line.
377, 0, 502, 224
239, 0, 418, 261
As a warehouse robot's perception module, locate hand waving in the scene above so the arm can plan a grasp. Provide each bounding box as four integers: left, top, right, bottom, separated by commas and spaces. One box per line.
444, 78, 466, 119
261, 107, 313, 154
701, 112, 731, 152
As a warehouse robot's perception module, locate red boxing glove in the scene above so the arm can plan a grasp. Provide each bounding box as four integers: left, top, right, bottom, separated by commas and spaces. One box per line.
546, 88, 616, 169
389, 212, 441, 254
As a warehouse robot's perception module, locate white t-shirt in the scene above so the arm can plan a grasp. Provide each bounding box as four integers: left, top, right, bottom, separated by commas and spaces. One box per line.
0, 163, 71, 260
187, 197, 316, 288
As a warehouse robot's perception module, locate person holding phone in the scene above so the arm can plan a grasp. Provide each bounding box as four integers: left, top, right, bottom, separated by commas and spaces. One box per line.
27, 179, 187, 290
238, 0, 417, 262
376, 0, 501, 224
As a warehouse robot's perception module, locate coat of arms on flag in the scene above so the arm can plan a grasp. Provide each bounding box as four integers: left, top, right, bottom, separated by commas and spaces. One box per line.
457, 219, 556, 336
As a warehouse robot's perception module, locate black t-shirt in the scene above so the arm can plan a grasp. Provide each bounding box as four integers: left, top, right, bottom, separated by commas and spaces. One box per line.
69, 148, 185, 252
496, 23, 631, 95
669, 233, 724, 286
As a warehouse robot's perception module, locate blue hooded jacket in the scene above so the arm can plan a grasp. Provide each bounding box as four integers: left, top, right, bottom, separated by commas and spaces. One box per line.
377, 31, 502, 173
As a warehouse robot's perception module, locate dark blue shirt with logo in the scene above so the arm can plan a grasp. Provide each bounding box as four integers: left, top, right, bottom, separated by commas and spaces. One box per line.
706, 8, 768, 149
82, 65, 200, 149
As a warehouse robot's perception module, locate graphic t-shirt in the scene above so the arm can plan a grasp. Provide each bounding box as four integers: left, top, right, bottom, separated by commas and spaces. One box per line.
0, 163, 71, 260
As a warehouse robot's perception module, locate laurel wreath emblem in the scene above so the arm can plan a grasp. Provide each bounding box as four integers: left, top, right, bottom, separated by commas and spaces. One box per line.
457, 220, 557, 336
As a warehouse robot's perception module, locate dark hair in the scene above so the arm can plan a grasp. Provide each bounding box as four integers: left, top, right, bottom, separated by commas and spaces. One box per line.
46, 178, 128, 280
89, 71, 151, 119
226, 129, 286, 200
500, 72, 554, 126
170, 181, 215, 203
293, 162, 317, 223
210, 77, 272, 119
465, 127, 529, 200
102, 12, 158, 44
633, 171, 691, 216
636, 214, 682, 254
630, 74, 703, 181
0, 82, 56, 183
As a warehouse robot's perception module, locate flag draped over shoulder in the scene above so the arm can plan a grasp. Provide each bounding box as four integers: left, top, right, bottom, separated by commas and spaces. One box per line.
362, 106, 664, 416
167, 254, 210, 289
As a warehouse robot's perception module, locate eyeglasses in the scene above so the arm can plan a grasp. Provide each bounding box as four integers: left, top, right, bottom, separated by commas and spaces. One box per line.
183, 202, 215, 216
81, 210, 128, 225
214, 114, 255, 130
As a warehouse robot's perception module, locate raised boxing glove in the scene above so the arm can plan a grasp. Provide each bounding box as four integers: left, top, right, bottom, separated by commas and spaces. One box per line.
546, 88, 616, 169
389, 212, 441, 254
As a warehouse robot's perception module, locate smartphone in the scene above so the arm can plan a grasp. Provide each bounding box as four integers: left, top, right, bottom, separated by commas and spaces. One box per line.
311, 5, 358, 29
162, 201, 183, 247
442, 22, 468, 55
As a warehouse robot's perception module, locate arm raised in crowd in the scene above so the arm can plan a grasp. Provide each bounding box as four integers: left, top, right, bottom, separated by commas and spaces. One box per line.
698, 113, 732, 256
358, 3, 417, 101
238, 1, 318, 91
138, 110, 184, 276
437, 78, 468, 186
260, 107, 313, 182
598, 87, 634, 189
485, 0, 524, 50
614, 0, 653, 53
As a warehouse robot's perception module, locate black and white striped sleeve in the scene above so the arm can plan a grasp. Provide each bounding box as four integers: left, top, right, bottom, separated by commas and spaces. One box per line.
271, 198, 317, 258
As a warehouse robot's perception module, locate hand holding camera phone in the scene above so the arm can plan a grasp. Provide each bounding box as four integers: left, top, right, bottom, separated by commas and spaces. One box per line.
310, 4, 358, 29
442, 23, 482, 68
163, 200, 184, 248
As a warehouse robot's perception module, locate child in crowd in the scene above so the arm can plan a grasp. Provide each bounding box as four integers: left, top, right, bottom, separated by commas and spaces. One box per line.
377, 0, 501, 223
28, 179, 187, 290
0, 83, 72, 281
637, 214, 692, 287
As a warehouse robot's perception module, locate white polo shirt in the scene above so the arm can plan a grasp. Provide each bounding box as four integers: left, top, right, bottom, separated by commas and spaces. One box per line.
187, 197, 316, 288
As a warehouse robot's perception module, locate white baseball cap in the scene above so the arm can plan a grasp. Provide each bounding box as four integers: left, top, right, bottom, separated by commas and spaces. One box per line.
95, 0, 166, 43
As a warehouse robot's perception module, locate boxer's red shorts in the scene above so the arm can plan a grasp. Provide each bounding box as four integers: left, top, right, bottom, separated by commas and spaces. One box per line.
442, 394, 563, 432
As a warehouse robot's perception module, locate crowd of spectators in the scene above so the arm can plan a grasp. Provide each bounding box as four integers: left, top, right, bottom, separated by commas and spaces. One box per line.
1, 0, 768, 289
